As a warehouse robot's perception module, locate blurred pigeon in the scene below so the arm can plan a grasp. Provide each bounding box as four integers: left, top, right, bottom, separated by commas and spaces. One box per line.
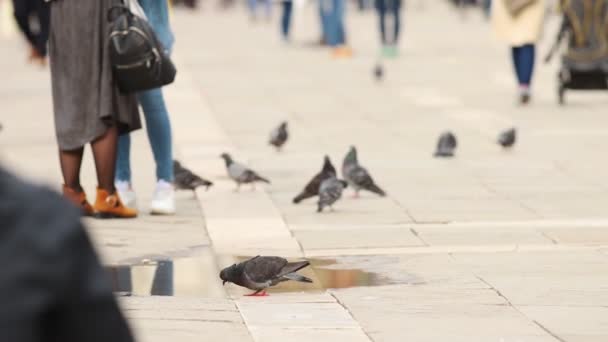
219, 256, 312, 296
317, 177, 348, 212
374, 63, 384, 81
293, 155, 336, 204
434, 131, 457, 157
220, 153, 270, 190
498, 127, 516, 148
173, 160, 213, 191
269, 121, 289, 151
342, 146, 386, 197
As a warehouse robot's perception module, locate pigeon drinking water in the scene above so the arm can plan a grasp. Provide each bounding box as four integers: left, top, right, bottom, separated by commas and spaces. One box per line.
269, 121, 289, 151
293, 155, 336, 204
342, 146, 386, 197
317, 177, 348, 212
497, 127, 516, 148
220, 153, 270, 190
173, 160, 213, 191
434, 131, 458, 157
219, 256, 312, 296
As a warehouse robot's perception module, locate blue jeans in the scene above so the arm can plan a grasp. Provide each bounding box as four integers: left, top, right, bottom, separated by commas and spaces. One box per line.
511, 44, 535, 86
322, 0, 345, 46
116, 0, 174, 183
281, 1, 293, 39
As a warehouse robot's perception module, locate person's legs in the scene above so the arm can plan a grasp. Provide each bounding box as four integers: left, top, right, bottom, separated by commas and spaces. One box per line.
376, 0, 387, 45
12, 0, 35, 45
511, 46, 524, 85
519, 44, 535, 86
138, 88, 174, 183
92, 126, 137, 218
139, 88, 176, 215
33, 0, 50, 57
392, 0, 401, 44
115, 134, 132, 183
281, 1, 293, 39
91, 126, 119, 193
335, 0, 345, 45
59, 147, 95, 216
324, 0, 338, 46
59, 147, 85, 192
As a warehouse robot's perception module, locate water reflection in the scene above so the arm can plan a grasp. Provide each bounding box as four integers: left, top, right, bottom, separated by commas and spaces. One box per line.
106, 255, 419, 297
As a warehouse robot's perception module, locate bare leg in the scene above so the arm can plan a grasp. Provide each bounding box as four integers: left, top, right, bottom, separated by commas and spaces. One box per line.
91, 126, 119, 193
59, 147, 85, 191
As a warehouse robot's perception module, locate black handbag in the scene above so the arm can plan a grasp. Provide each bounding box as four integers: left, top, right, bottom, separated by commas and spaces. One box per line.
107, 2, 177, 93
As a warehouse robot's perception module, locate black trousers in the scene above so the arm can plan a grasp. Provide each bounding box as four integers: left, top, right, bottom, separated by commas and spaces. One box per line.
12, 0, 50, 56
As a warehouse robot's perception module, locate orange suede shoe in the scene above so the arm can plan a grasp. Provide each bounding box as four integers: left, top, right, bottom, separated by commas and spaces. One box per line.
93, 188, 138, 219
62, 185, 95, 217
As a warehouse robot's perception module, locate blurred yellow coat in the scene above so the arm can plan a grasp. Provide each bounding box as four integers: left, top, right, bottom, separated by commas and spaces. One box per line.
492, 0, 547, 46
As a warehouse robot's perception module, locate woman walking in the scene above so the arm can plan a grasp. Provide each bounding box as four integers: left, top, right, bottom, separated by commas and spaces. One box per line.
49, 1, 140, 218
375, 0, 402, 57
492, 0, 546, 104
115, 0, 177, 215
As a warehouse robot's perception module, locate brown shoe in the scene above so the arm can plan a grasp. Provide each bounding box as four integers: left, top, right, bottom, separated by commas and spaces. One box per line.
94, 188, 138, 219
62, 185, 95, 216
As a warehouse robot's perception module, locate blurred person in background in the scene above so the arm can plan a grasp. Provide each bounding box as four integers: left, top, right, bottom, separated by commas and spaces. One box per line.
280, 0, 293, 41
375, 0, 402, 57
0, 167, 135, 342
321, 0, 351, 57
49, 1, 140, 218
115, 0, 177, 215
11, 0, 50, 65
248, 0, 272, 21
492, 0, 546, 104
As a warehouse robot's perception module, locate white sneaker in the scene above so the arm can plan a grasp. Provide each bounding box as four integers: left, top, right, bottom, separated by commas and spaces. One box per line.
150, 180, 176, 215
116, 180, 137, 209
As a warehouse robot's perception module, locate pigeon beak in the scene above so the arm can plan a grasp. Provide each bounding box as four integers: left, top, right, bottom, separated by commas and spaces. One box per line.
222, 280, 227, 285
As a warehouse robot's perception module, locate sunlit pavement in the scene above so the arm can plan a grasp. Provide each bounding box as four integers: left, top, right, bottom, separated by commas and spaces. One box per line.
2, 2, 608, 341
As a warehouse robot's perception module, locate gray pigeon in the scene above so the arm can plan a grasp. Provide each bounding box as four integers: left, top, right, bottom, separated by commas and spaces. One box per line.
219, 256, 312, 296
269, 121, 289, 151
173, 160, 213, 191
434, 131, 457, 157
317, 177, 348, 212
293, 155, 336, 204
498, 127, 516, 148
342, 146, 386, 197
220, 153, 270, 190
374, 63, 384, 81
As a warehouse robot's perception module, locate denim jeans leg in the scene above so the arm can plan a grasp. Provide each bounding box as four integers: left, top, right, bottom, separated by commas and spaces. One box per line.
138, 88, 174, 182
116, 134, 132, 182
520, 44, 535, 86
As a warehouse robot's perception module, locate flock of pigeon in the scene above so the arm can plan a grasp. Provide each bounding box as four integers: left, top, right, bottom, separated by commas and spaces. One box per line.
173, 121, 389, 213
172, 122, 517, 296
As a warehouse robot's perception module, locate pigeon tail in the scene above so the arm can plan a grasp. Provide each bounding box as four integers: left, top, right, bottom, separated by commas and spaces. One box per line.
279, 261, 310, 277
254, 175, 271, 184
367, 183, 386, 196
282, 273, 313, 283
293, 191, 313, 204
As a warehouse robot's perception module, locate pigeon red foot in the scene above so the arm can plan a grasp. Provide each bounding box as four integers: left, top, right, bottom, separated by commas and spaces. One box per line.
245, 290, 268, 297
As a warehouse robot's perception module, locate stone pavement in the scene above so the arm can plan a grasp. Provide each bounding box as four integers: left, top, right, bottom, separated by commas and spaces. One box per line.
2, 1, 608, 341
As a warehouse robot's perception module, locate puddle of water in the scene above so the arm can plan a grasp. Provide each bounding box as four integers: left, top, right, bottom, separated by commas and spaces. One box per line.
106, 255, 420, 297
